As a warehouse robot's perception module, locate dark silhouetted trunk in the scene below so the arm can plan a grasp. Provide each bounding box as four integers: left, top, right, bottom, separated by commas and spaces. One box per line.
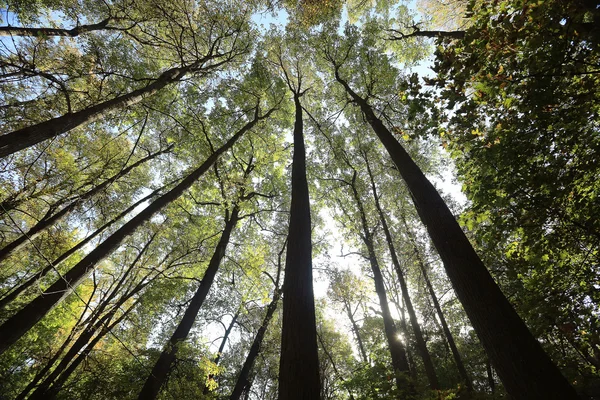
0, 109, 269, 355
138, 206, 240, 399
345, 170, 410, 388
278, 94, 321, 400
230, 290, 280, 400
36, 300, 139, 399
0, 18, 119, 37
487, 360, 495, 394
388, 29, 465, 41
204, 310, 240, 394
364, 154, 439, 389
334, 70, 578, 399
0, 187, 162, 309
0, 145, 170, 263
414, 239, 472, 391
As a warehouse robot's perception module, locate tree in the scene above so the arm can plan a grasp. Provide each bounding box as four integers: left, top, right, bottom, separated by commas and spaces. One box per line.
276, 40, 321, 400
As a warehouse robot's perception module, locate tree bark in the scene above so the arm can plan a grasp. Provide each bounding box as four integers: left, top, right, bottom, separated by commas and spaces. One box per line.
278, 94, 321, 400
0, 18, 121, 37
0, 66, 193, 157
0, 187, 162, 310
0, 108, 269, 355
0, 145, 170, 263
230, 290, 280, 400
334, 70, 578, 399
388, 29, 465, 41
137, 206, 240, 399
364, 153, 439, 390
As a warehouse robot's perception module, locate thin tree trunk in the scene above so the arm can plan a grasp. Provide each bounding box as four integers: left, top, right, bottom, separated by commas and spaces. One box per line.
137, 206, 241, 399
364, 153, 439, 390
230, 290, 280, 400
204, 310, 240, 394
487, 359, 495, 394
414, 240, 472, 391
0, 45, 231, 158
0, 108, 269, 355
398, 300, 418, 382
278, 93, 321, 400
343, 298, 368, 363
0, 18, 120, 37
345, 170, 411, 390
388, 29, 465, 41
333, 69, 578, 399
0, 187, 162, 309
0, 145, 170, 263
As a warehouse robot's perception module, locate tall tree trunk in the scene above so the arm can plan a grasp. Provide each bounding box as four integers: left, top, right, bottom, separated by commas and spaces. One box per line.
333, 70, 578, 399
411, 230, 472, 391
0, 18, 119, 37
230, 290, 280, 400
364, 153, 439, 390
137, 206, 241, 399
0, 45, 230, 158
278, 94, 321, 400
0, 108, 270, 355
204, 310, 240, 394
0, 187, 162, 309
343, 298, 368, 363
345, 170, 411, 389
487, 359, 495, 394
0, 145, 171, 263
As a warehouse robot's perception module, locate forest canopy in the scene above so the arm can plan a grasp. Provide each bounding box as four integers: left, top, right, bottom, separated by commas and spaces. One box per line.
0, 0, 598, 399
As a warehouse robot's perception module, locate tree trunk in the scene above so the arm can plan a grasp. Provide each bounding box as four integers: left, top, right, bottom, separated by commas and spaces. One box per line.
204, 309, 240, 394
0, 108, 269, 355
345, 170, 411, 390
0, 18, 118, 37
364, 154, 439, 390
0, 145, 170, 263
278, 94, 321, 400
0, 187, 162, 310
137, 206, 240, 399
412, 234, 472, 391
487, 359, 495, 394
343, 298, 368, 363
334, 70, 578, 399
230, 290, 280, 400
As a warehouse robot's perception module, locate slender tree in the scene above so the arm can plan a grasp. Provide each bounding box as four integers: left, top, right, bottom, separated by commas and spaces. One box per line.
343, 167, 411, 386
400, 213, 473, 391
0, 186, 165, 309
138, 202, 241, 399
277, 61, 321, 399
0, 20, 248, 158
363, 150, 439, 390
230, 239, 285, 400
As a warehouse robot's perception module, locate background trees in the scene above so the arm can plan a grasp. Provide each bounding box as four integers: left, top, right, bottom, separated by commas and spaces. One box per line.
0, 0, 598, 399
